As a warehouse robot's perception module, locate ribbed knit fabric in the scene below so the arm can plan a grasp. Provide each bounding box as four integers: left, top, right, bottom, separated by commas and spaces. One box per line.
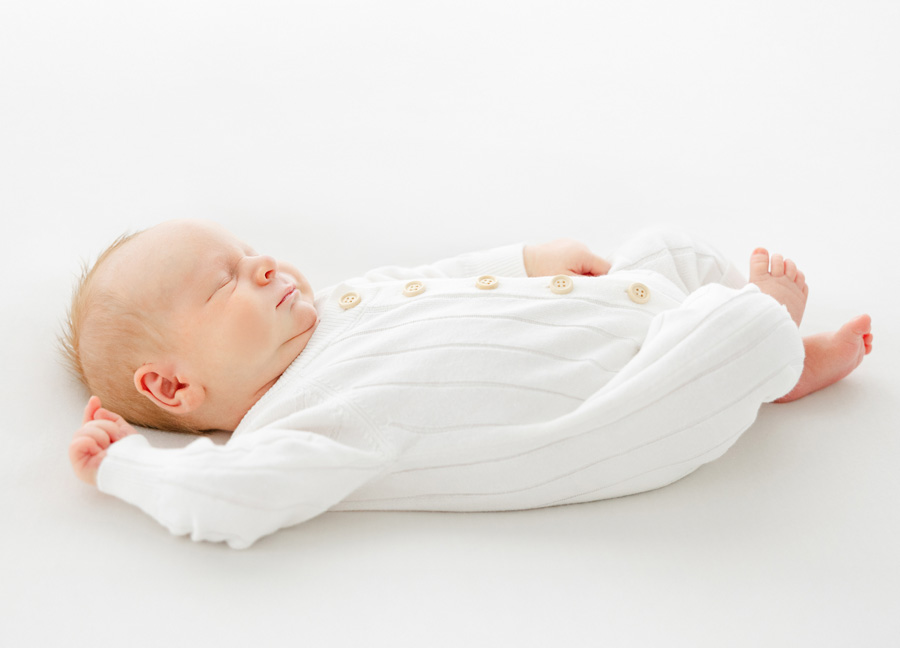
97, 230, 804, 548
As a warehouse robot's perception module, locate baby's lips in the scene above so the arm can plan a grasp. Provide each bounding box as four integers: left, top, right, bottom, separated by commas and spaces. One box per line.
277, 285, 296, 307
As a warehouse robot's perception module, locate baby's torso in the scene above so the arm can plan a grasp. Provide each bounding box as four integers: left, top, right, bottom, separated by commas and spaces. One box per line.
239, 271, 688, 462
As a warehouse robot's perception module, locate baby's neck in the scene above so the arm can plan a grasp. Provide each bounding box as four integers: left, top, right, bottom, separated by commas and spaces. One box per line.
193, 368, 292, 432
191, 318, 319, 432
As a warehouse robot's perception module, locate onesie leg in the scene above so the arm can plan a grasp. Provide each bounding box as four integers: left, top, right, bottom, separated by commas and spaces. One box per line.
546, 283, 804, 506
608, 229, 746, 293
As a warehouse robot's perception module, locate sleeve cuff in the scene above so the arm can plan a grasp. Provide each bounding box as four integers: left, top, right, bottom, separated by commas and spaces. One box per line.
460, 242, 528, 278
96, 434, 150, 494
96, 434, 180, 511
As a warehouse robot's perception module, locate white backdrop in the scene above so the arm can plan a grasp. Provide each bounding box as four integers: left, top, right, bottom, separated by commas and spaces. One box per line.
1, 2, 898, 646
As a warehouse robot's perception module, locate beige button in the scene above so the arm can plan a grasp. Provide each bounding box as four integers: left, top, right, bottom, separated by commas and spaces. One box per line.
339, 292, 361, 309
627, 282, 651, 304
476, 275, 499, 290
549, 275, 574, 295
403, 280, 426, 297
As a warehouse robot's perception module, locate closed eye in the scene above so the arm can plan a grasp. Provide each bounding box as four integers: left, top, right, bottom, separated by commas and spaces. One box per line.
206, 251, 245, 302
207, 274, 235, 302
219, 273, 237, 292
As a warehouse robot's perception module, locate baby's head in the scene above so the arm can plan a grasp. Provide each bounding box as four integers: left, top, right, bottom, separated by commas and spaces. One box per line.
61, 220, 319, 433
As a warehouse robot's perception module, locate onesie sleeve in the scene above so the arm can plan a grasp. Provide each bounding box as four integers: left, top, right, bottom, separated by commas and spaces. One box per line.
96, 428, 385, 549
356, 243, 528, 283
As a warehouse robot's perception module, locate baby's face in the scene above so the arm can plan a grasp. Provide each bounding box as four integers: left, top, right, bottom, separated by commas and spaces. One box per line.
106, 220, 318, 405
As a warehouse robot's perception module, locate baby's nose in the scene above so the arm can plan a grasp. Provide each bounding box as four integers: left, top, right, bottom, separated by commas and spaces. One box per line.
253, 256, 278, 284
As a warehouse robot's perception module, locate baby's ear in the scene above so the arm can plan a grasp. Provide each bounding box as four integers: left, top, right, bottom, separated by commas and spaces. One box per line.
133, 363, 205, 413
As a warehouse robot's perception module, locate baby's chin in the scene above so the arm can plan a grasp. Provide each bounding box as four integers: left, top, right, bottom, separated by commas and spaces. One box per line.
281, 307, 319, 354
292, 299, 319, 330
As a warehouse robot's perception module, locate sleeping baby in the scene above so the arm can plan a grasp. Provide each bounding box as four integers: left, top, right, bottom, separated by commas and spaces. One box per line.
62, 220, 873, 548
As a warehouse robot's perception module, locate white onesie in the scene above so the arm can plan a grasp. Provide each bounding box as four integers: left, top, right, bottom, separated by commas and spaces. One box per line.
97, 230, 805, 548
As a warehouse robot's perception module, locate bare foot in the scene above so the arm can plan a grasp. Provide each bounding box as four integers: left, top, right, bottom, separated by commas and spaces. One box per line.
775, 314, 874, 403
749, 248, 808, 326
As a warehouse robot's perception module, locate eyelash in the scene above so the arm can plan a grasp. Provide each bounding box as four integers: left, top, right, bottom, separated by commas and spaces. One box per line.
216, 254, 247, 294
218, 271, 235, 291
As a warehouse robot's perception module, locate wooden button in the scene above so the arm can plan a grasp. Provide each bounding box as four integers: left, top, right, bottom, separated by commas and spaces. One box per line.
403, 280, 426, 297
339, 292, 361, 309
549, 275, 573, 295
476, 275, 499, 290
627, 282, 650, 304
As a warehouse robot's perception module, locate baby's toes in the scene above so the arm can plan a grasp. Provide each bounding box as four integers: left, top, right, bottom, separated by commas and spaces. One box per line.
792, 265, 808, 294
749, 248, 770, 279
784, 259, 798, 280
798, 274, 809, 297
771, 253, 785, 277
846, 314, 872, 338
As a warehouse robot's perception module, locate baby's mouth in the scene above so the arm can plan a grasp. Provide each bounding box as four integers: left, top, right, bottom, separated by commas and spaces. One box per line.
277, 286, 296, 308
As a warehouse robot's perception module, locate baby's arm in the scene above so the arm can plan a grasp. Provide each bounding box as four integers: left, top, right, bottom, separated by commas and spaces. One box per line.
75, 416, 384, 548
69, 396, 137, 486
355, 239, 609, 284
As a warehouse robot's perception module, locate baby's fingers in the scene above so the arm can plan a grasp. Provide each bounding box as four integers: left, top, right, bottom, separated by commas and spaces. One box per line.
69, 433, 104, 459
579, 253, 611, 277
94, 407, 123, 424
75, 418, 130, 444
74, 422, 115, 449
82, 396, 102, 424
94, 408, 136, 438
94, 407, 122, 423
68, 434, 106, 486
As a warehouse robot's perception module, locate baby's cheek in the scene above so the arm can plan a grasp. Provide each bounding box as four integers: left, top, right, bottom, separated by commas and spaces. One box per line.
218, 308, 264, 349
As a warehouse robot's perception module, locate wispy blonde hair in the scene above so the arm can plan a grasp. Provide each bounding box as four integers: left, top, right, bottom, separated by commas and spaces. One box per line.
59, 231, 202, 435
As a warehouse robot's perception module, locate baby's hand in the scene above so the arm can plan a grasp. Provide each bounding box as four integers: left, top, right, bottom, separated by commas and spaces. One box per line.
523, 238, 611, 278
69, 396, 137, 486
